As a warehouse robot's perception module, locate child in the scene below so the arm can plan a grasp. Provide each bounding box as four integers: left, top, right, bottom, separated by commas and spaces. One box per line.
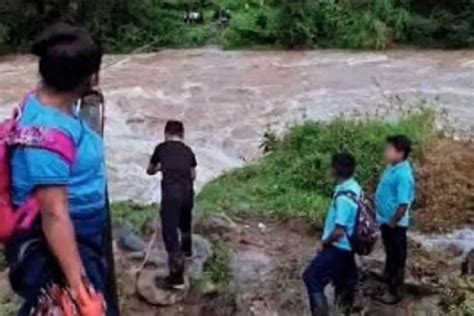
147, 120, 197, 289
375, 135, 415, 304
303, 153, 361, 316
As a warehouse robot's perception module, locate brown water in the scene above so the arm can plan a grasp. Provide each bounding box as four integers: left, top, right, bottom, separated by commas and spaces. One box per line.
0, 49, 473, 203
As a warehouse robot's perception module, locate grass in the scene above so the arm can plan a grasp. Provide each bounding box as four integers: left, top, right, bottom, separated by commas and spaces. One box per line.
195, 242, 233, 296
0, 302, 17, 316
111, 202, 157, 234
198, 106, 436, 226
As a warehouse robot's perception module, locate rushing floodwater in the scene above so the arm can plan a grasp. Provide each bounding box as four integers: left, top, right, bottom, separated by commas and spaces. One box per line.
0, 49, 473, 204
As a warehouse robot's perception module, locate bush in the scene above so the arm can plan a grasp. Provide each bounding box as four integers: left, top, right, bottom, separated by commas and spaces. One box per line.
111, 202, 157, 234
0, 23, 9, 53
198, 108, 436, 224
0, 0, 473, 53
222, 4, 278, 48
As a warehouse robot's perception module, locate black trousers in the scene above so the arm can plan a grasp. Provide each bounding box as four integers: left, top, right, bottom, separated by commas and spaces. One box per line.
303, 246, 358, 294
160, 186, 194, 256
381, 224, 407, 292
303, 246, 358, 313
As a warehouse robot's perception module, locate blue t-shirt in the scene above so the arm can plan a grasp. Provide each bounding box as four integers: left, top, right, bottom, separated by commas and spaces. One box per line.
375, 161, 415, 227
11, 95, 107, 220
322, 178, 362, 251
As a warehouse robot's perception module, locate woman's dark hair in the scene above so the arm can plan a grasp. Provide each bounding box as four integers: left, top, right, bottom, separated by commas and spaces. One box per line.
32, 23, 102, 93
386, 135, 412, 159
165, 120, 185, 138
332, 152, 356, 179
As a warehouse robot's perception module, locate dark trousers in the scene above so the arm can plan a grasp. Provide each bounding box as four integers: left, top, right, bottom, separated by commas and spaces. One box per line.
381, 224, 407, 292
303, 246, 358, 298
160, 186, 194, 257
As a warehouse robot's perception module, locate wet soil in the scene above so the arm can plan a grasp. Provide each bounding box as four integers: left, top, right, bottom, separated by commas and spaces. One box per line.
115, 216, 466, 316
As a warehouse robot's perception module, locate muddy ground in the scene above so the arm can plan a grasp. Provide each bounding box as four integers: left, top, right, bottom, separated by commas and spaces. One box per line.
0, 214, 471, 315
114, 214, 471, 316
1, 139, 473, 315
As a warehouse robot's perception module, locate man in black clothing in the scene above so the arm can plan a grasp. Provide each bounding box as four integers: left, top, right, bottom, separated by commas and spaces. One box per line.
147, 120, 197, 290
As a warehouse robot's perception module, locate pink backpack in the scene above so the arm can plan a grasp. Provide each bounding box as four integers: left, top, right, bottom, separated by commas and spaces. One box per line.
0, 92, 76, 244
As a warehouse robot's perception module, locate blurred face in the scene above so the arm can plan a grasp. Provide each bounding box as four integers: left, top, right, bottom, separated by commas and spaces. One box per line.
165, 133, 184, 141
384, 144, 404, 164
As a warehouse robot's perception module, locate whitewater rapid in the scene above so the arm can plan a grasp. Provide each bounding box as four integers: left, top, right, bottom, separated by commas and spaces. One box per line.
0, 49, 473, 204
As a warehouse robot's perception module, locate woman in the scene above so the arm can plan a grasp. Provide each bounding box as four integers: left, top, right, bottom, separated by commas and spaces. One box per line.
5, 23, 117, 315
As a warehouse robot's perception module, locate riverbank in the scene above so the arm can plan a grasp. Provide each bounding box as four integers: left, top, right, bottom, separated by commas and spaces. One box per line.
198, 107, 474, 234
105, 108, 474, 315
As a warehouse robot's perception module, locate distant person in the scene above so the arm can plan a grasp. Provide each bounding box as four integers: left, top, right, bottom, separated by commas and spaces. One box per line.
147, 120, 197, 290
303, 153, 360, 316
6, 24, 115, 315
374, 135, 415, 304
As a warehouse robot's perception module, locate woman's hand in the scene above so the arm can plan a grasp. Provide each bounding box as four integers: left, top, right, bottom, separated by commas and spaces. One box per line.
37, 186, 84, 292
75, 281, 106, 316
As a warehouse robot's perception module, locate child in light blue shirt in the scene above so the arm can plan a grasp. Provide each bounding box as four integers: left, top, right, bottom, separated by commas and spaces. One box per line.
303, 153, 361, 316
374, 135, 415, 305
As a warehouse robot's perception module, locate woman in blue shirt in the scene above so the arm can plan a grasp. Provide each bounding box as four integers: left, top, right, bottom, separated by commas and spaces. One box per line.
5, 24, 116, 315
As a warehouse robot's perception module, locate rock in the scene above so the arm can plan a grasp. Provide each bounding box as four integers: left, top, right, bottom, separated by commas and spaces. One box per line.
188, 234, 213, 279
258, 222, 268, 234
231, 248, 274, 287
461, 249, 474, 276
136, 269, 188, 306
131, 233, 212, 306
115, 222, 146, 252
195, 213, 242, 239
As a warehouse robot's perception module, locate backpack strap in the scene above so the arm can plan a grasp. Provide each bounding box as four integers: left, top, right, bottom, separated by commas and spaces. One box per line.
11, 127, 76, 165
335, 191, 359, 205
334, 190, 361, 249
10, 91, 77, 165
13, 91, 36, 121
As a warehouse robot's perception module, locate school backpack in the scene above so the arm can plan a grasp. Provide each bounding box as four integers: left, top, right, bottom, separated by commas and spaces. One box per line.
0, 92, 76, 244
336, 191, 379, 256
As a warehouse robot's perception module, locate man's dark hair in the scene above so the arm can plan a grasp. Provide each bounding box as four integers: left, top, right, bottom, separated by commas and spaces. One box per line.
32, 23, 103, 93
165, 120, 184, 138
386, 135, 412, 159
332, 152, 356, 179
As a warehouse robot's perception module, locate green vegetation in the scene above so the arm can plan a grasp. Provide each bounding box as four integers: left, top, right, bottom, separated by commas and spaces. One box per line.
195, 242, 233, 295
111, 202, 157, 234
0, 0, 473, 53
198, 107, 435, 225
0, 302, 17, 316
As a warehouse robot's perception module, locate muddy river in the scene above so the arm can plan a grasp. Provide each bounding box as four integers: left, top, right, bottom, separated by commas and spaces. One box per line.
0, 49, 473, 204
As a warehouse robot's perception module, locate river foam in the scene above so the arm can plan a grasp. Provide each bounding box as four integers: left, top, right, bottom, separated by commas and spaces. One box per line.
1, 49, 473, 203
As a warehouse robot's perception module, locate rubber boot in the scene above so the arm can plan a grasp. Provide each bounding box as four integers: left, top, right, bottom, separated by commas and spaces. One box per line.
181, 233, 193, 260
309, 292, 329, 316
164, 252, 185, 290
335, 288, 355, 316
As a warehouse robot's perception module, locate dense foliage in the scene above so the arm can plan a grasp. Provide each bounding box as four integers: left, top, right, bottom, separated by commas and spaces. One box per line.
0, 0, 473, 53
198, 108, 435, 224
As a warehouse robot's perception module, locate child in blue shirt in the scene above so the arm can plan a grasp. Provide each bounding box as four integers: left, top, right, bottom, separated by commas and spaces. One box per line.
375, 135, 415, 305
303, 153, 361, 316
